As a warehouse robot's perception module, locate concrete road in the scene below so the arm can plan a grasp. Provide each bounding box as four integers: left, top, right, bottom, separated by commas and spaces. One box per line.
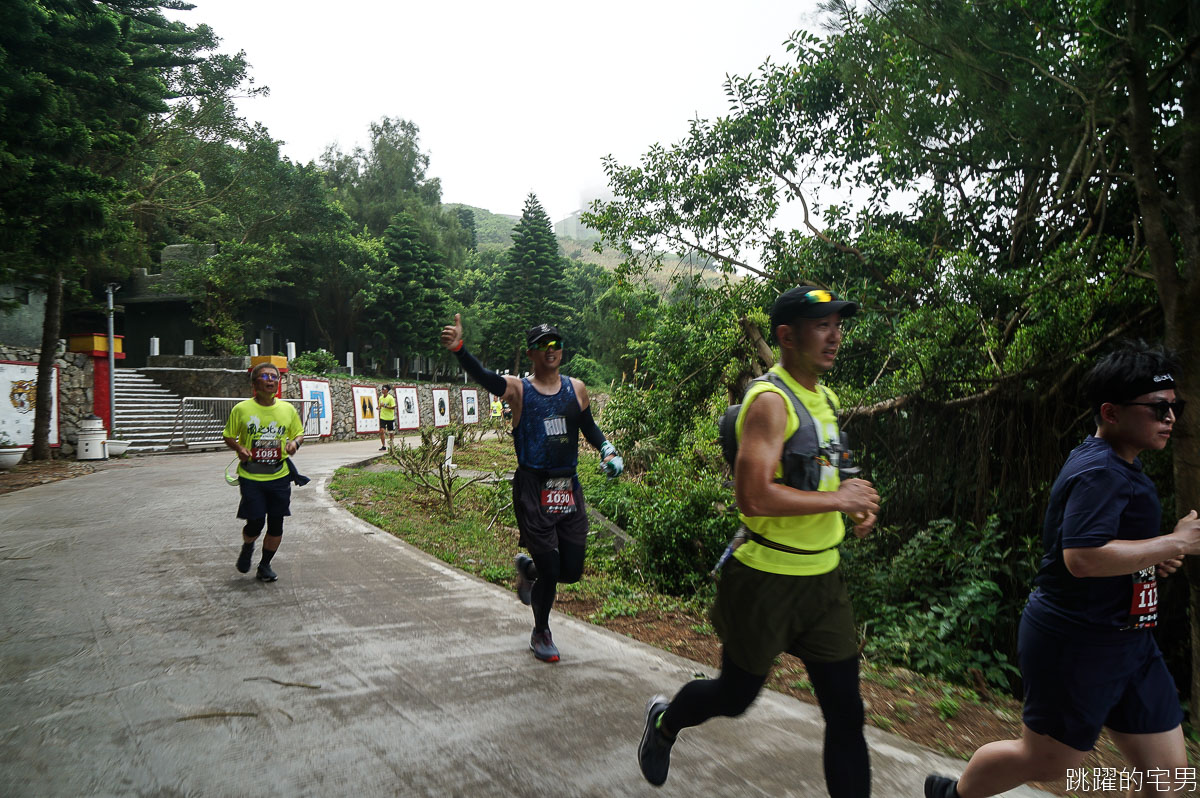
0, 440, 1050, 797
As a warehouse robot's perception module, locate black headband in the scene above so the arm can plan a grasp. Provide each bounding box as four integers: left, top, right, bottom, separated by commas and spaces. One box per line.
1107, 373, 1175, 404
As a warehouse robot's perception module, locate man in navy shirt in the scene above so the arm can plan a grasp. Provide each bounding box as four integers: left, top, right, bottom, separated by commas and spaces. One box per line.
927, 341, 1200, 798
441, 314, 623, 662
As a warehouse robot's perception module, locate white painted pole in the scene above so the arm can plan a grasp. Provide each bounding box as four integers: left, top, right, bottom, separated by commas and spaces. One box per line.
106, 284, 119, 435
149, 336, 159, 356
184, 339, 194, 356
445, 435, 455, 469
286, 341, 297, 360
346, 351, 354, 376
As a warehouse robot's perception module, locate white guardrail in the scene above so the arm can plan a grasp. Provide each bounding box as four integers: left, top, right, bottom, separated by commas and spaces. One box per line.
170, 397, 318, 449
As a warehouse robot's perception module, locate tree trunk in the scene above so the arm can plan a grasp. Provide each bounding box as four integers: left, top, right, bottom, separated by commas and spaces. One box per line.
32, 270, 64, 461
1123, 5, 1200, 721
1165, 289, 1200, 725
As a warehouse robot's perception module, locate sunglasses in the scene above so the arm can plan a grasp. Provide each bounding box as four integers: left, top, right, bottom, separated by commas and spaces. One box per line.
532, 340, 562, 352
1118, 400, 1186, 422
802, 289, 833, 303
256, 373, 280, 382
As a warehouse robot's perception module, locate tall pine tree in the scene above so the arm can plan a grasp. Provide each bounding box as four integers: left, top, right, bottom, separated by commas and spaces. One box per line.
368, 211, 448, 374
494, 193, 569, 371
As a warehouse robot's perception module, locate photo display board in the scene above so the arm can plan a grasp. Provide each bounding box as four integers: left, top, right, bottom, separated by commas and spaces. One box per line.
461, 389, 478, 424
351, 385, 380, 434
0, 361, 59, 447
298, 378, 332, 437
394, 386, 420, 430
432, 388, 450, 428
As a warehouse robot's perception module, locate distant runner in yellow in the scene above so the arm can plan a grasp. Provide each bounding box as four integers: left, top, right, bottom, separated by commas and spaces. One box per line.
378, 384, 396, 451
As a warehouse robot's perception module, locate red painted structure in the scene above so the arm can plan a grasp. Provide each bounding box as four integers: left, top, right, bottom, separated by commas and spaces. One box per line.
68, 333, 125, 432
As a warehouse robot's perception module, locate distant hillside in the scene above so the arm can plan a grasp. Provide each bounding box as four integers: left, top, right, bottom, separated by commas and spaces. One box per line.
450, 203, 728, 293
448, 204, 519, 247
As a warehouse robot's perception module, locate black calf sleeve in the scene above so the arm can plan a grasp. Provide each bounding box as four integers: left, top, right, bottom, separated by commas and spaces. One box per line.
243, 518, 265, 539
660, 649, 766, 734
266, 516, 284, 537
805, 656, 870, 798
529, 548, 560, 631
527, 542, 587, 630
558, 540, 585, 584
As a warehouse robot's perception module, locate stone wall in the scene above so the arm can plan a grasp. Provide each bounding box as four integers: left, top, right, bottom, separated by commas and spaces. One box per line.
0, 344, 93, 462
141, 367, 251, 400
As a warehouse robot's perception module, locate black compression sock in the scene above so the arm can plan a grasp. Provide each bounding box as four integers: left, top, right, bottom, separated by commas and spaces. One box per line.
260, 548, 276, 566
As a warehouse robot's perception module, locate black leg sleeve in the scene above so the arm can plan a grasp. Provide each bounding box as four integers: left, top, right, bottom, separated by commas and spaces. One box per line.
660, 649, 767, 734
804, 656, 870, 798
529, 547, 561, 631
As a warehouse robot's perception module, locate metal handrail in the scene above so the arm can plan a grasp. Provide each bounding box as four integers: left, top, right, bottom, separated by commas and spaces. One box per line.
170, 397, 316, 449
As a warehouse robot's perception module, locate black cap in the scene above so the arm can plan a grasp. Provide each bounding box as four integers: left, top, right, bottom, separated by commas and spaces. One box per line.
526, 323, 562, 348
770, 285, 858, 333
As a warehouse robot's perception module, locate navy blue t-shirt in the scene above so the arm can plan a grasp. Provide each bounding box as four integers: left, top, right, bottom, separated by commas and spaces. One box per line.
513, 376, 580, 473
1025, 436, 1163, 636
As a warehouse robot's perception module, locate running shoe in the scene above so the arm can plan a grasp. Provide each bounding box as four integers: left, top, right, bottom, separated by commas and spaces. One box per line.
924, 774, 960, 798
256, 563, 278, 582
638, 694, 674, 786
529, 629, 559, 662
514, 554, 536, 605
236, 545, 253, 574
379, 446, 387, 451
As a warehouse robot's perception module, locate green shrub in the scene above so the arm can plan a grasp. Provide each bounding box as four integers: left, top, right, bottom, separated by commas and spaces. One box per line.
290, 348, 339, 374
564, 355, 615, 388
841, 516, 1033, 690
584, 456, 739, 595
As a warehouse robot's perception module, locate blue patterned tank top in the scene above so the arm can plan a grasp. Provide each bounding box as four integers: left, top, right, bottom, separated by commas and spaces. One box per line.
513, 376, 581, 473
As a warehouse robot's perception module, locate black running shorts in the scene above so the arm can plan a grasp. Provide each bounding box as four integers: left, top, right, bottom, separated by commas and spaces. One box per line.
511, 467, 588, 554
236, 475, 292, 520
711, 557, 858, 675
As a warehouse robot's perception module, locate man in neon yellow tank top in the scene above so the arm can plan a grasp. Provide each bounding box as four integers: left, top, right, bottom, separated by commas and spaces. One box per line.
639, 286, 880, 797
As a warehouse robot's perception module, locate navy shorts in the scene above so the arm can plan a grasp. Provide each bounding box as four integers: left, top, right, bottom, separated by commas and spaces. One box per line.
1019, 613, 1183, 750
512, 468, 588, 553
237, 475, 292, 520
381, 419, 395, 431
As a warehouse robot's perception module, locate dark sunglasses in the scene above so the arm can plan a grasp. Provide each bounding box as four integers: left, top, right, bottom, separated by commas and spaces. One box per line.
532, 340, 562, 352
1118, 400, 1186, 422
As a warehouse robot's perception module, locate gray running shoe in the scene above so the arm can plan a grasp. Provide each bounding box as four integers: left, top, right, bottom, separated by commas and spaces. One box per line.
924, 774, 959, 798
638, 694, 674, 786
514, 554, 536, 605
529, 629, 559, 662
256, 563, 277, 582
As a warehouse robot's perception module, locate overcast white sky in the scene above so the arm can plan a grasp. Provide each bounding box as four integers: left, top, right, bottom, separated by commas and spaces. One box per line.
169, 0, 827, 224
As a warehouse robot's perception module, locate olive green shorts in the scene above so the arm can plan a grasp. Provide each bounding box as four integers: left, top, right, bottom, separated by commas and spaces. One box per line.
711, 557, 858, 676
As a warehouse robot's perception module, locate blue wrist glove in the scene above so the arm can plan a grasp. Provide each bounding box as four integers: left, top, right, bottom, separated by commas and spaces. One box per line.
600, 441, 623, 478
604, 455, 624, 478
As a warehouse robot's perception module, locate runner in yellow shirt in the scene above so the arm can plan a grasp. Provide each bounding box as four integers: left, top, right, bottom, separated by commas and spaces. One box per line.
378, 384, 397, 451
222, 363, 305, 582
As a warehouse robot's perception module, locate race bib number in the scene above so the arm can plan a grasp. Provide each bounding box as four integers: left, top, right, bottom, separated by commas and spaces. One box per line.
1125, 568, 1158, 630
252, 439, 282, 466
540, 477, 576, 514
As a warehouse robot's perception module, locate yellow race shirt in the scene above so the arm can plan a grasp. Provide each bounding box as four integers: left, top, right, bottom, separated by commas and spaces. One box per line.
223, 398, 304, 481
379, 394, 396, 421
733, 364, 844, 575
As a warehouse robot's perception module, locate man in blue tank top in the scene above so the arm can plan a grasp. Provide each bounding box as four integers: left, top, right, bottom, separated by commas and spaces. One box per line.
441, 314, 623, 662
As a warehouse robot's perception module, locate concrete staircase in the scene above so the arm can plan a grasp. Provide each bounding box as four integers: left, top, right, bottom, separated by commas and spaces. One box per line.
112, 369, 225, 454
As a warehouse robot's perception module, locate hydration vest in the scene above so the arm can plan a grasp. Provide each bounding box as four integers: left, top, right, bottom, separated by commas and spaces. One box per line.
718, 372, 858, 491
